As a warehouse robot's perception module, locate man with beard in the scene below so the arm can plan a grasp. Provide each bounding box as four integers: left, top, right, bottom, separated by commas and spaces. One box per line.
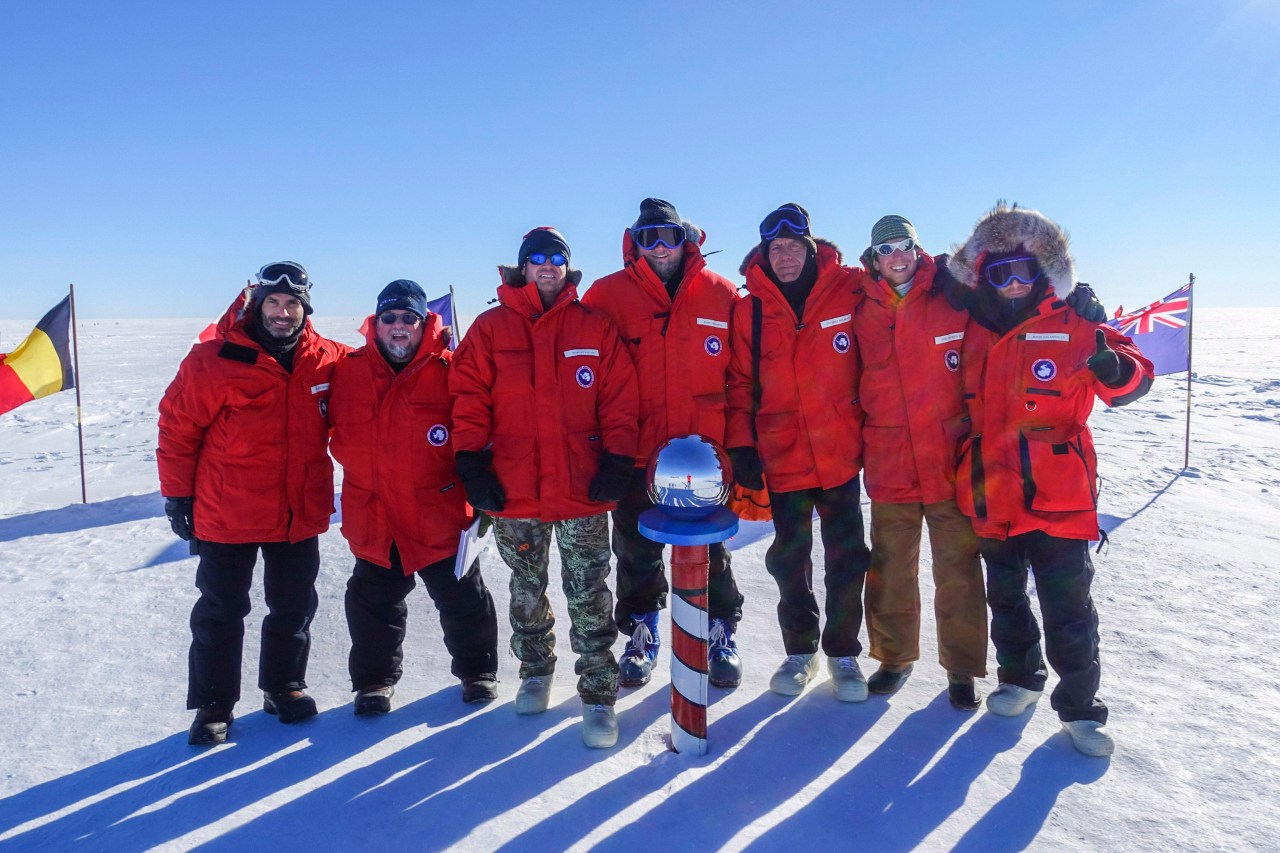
329, 280, 499, 715
158, 261, 348, 745
948, 204, 1153, 756
582, 198, 745, 689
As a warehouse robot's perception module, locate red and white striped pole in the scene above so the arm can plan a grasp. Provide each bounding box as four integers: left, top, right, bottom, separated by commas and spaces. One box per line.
669, 545, 709, 755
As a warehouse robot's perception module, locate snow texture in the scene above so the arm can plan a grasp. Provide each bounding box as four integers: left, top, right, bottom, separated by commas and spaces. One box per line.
0, 309, 1277, 852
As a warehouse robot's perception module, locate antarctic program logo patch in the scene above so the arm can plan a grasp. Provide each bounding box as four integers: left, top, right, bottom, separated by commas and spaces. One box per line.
945, 349, 960, 372
833, 331, 851, 353
427, 424, 449, 447
704, 335, 723, 356
576, 365, 595, 388
1032, 358, 1057, 381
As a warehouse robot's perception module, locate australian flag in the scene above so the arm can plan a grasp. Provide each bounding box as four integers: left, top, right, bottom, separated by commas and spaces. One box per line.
426, 293, 455, 350
1107, 282, 1191, 376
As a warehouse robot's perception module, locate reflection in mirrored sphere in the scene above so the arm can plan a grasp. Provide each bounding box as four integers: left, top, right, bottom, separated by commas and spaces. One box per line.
646, 434, 732, 520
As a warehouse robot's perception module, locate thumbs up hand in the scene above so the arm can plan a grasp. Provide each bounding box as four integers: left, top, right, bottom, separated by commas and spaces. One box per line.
1087, 329, 1123, 385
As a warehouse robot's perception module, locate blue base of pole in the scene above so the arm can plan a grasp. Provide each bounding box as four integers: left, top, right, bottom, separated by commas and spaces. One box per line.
638, 506, 738, 545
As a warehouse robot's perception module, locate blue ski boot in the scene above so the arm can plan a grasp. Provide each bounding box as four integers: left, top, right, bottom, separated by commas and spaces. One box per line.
619, 611, 660, 687
708, 618, 743, 688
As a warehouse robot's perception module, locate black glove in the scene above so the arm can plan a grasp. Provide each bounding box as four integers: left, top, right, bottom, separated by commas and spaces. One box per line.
455, 450, 506, 513
728, 446, 764, 490
164, 496, 195, 541
1087, 329, 1130, 387
1066, 283, 1107, 323
588, 452, 635, 503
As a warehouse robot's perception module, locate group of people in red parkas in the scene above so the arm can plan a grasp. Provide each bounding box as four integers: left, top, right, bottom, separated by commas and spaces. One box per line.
157, 200, 1152, 757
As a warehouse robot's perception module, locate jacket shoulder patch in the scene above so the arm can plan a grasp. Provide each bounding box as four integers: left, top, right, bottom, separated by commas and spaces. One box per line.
218, 342, 259, 364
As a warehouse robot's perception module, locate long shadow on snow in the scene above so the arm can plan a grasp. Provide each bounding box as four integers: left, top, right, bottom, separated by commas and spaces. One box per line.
0, 688, 498, 853
588, 688, 890, 851
0, 491, 163, 542
748, 693, 1032, 852
951, 730, 1109, 852
200, 687, 671, 852
1098, 470, 1181, 537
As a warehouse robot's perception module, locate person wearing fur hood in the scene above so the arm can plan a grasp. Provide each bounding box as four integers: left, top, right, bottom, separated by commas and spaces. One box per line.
449, 226, 639, 749
947, 203, 1154, 756
725, 203, 873, 702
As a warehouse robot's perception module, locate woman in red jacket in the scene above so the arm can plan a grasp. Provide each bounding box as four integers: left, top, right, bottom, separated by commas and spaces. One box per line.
726, 204, 872, 702
329, 280, 499, 715
948, 204, 1154, 757
450, 228, 639, 749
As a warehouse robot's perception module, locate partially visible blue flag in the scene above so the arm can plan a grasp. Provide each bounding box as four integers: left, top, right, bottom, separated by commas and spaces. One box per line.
1107, 282, 1191, 376
426, 293, 455, 350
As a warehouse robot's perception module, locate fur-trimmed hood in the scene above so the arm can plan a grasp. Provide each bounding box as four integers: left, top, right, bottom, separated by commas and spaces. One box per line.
947, 203, 1075, 299
739, 236, 843, 276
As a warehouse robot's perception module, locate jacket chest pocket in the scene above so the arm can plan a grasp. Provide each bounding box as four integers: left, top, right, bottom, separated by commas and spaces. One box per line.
1018, 428, 1097, 512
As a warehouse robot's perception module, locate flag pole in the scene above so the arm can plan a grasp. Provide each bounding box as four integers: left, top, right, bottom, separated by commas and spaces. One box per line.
69, 283, 88, 504
449, 285, 465, 340
1183, 273, 1195, 471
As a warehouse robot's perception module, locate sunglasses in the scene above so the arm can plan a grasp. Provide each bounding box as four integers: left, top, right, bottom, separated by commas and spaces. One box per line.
874, 238, 916, 256
257, 262, 311, 292
760, 207, 810, 240
984, 256, 1042, 289
527, 252, 567, 267
378, 311, 422, 327
633, 225, 684, 251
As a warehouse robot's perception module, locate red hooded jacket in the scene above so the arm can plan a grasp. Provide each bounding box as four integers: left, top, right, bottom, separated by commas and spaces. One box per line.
449, 270, 640, 522
726, 242, 865, 493
157, 317, 349, 544
853, 253, 973, 504
582, 230, 739, 467
956, 295, 1154, 540
329, 314, 472, 573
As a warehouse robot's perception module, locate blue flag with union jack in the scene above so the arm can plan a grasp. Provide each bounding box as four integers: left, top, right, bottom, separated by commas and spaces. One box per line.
1107, 282, 1191, 376
426, 293, 455, 350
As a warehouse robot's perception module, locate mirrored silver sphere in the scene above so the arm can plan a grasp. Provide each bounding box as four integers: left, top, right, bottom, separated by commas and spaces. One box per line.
646, 434, 732, 519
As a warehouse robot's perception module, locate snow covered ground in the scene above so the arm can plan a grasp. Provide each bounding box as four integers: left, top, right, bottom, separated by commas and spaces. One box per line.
0, 309, 1277, 852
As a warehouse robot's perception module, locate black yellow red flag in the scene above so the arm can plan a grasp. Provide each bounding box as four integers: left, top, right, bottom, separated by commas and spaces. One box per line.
0, 296, 76, 416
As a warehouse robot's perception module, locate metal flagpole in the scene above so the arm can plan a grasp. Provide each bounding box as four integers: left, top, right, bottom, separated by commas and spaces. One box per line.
449, 285, 466, 342
1183, 273, 1194, 471
69, 283, 88, 504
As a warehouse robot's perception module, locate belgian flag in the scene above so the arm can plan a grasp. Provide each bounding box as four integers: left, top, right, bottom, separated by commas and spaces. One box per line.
0, 295, 76, 417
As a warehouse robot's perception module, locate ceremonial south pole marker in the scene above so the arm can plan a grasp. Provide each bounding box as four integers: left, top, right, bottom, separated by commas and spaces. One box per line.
639, 435, 738, 756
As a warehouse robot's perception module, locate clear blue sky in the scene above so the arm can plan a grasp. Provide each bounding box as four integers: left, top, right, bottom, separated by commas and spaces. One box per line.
1, 0, 1276, 326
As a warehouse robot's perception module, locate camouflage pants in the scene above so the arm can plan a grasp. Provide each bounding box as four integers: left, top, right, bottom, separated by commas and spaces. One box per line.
493, 514, 619, 705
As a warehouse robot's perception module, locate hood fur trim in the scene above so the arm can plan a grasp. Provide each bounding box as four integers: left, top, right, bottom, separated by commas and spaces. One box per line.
739, 236, 842, 276
947, 202, 1075, 298
498, 265, 583, 288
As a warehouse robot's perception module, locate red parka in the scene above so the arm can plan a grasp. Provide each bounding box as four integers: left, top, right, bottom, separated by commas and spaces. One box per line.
157, 318, 348, 544
956, 294, 1154, 540
582, 230, 739, 467
329, 314, 472, 574
726, 242, 865, 493
449, 269, 640, 522
853, 253, 972, 504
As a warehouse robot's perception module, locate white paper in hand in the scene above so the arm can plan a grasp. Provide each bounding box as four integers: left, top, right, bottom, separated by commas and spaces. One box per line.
455, 515, 492, 579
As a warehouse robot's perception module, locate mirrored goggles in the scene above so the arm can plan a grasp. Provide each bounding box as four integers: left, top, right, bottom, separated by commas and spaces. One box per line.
633, 225, 684, 250
527, 252, 567, 267
760, 208, 810, 240
378, 311, 422, 327
984, 256, 1042, 289
874, 238, 916, 256
257, 262, 311, 292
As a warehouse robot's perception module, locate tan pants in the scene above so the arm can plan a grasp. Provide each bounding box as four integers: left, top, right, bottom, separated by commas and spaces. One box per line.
865, 499, 988, 677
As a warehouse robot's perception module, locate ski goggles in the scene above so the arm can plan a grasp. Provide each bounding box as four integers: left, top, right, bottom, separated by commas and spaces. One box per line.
873, 238, 916, 256
633, 224, 684, 251
257, 262, 311, 292
378, 311, 422, 327
984, 256, 1042, 289
527, 252, 567, 267
759, 206, 810, 240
